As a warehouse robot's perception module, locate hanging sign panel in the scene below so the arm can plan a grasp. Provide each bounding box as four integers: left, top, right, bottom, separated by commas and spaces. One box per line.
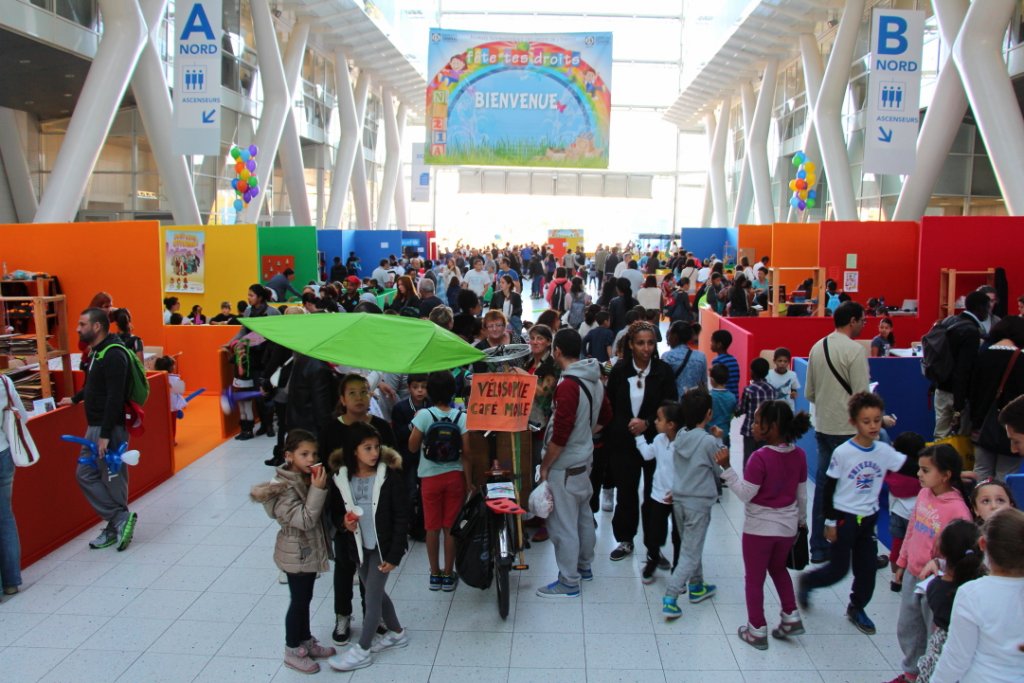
174, 0, 223, 155
425, 29, 612, 168
411, 142, 429, 202
864, 9, 924, 175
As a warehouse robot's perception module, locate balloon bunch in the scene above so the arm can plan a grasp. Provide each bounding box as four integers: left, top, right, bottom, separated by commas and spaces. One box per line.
788, 150, 817, 211
230, 144, 260, 213
61, 435, 141, 475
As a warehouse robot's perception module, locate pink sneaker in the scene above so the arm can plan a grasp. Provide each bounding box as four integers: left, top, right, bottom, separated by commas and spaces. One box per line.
302, 637, 336, 659
284, 645, 319, 674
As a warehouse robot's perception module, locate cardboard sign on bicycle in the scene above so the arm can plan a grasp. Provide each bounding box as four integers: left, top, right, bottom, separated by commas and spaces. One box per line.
466, 372, 538, 432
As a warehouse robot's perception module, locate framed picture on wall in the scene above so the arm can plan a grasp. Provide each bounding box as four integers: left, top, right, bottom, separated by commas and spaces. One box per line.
262, 255, 294, 281
843, 270, 859, 293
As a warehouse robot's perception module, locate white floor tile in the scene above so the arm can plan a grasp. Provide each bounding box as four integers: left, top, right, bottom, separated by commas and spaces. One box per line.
428, 665, 510, 682
434, 629, 512, 668
13, 613, 109, 649
54, 586, 143, 617
585, 633, 662, 670
77, 615, 173, 651
0, 610, 47, 646
657, 633, 739, 671
118, 587, 202, 620
38, 647, 138, 682
350, 663, 431, 682
194, 654, 282, 682
0, 645, 74, 681
148, 618, 240, 656
116, 652, 210, 682
510, 631, 586, 669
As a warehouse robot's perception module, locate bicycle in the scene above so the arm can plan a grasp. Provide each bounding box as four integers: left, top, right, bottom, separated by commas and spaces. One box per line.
480, 459, 527, 619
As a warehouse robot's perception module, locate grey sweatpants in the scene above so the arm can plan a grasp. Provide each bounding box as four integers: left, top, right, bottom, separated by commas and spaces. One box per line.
666, 501, 712, 599
546, 465, 596, 588
357, 547, 402, 650
897, 568, 932, 675
75, 425, 130, 527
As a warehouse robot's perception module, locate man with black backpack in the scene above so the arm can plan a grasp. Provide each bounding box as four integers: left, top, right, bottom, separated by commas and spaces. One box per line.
926, 290, 989, 438
59, 308, 138, 551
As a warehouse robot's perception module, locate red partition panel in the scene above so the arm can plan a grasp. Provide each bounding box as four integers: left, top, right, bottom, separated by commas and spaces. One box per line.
14, 372, 174, 566
819, 221, 919, 305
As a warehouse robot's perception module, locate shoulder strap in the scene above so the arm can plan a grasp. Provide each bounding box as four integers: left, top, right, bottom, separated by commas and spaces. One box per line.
994, 349, 1021, 406
822, 338, 853, 395
564, 375, 596, 425
673, 348, 694, 379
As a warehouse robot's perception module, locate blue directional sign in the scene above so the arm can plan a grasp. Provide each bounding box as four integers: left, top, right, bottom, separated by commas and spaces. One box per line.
864, 9, 924, 175
173, 1, 222, 155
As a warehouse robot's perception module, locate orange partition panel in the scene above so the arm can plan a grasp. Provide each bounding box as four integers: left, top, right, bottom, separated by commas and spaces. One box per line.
771, 222, 820, 291
15, 372, 174, 566
738, 224, 773, 263
0, 221, 164, 346
161, 324, 239, 390
697, 309, 722, 360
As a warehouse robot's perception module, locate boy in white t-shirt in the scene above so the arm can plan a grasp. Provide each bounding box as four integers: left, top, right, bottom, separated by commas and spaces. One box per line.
765, 347, 800, 409
798, 391, 905, 636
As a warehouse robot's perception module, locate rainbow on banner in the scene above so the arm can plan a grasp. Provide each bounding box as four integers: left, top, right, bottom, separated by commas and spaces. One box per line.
426, 30, 613, 168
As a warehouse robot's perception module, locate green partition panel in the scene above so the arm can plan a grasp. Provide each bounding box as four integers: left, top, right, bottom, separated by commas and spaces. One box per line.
258, 225, 319, 289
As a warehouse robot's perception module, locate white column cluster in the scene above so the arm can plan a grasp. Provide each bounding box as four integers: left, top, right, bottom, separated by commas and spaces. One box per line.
748, 58, 778, 225
277, 21, 312, 227
0, 107, 38, 223
731, 83, 755, 227
708, 95, 732, 227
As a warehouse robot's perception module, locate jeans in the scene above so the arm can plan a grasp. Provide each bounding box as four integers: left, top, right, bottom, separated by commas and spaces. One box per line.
810, 432, 850, 557
285, 572, 317, 647
803, 512, 879, 610
0, 448, 21, 589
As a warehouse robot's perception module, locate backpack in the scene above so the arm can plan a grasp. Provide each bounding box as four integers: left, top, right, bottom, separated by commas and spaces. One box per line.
568, 295, 586, 328
921, 316, 973, 385
451, 491, 492, 589
95, 342, 150, 405
551, 284, 568, 313
422, 408, 464, 463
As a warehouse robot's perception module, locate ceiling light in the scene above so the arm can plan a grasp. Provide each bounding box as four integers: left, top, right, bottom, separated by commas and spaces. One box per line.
24, 100, 34, 105
63, 93, 72, 98
19, 59, 30, 64
65, 73, 75, 78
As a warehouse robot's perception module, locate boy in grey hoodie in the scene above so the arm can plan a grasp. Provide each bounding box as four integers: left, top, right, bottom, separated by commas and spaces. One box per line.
663, 388, 729, 619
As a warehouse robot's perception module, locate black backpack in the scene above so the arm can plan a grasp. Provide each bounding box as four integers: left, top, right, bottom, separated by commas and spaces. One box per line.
921, 316, 973, 384
422, 408, 464, 463
451, 491, 493, 589
551, 284, 567, 313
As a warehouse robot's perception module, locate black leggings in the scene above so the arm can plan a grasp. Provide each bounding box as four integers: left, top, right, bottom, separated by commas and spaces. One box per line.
589, 441, 614, 513
642, 498, 681, 566
286, 572, 316, 647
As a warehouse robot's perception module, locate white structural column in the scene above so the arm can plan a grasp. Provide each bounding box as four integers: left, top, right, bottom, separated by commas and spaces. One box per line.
350, 77, 372, 229
324, 55, 365, 229
731, 83, 755, 227
952, 0, 1024, 215
242, 0, 291, 224
277, 21, 311, 227
0, 107, 38, 222
34, 0, 146, 222
700, 113, 716, 227
133, 0, 201, 225
894, 0, 969, 220
748, 59, 778, 225
813, 0, 864, 221
790, 32, 825, 222
708, 96, 731, 227
376, 91, 403, 230
392, 108, 408, 231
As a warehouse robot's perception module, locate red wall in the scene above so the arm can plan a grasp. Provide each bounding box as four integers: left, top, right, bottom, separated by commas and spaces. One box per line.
819, 221, 919, 305
918, 216, 1024, 325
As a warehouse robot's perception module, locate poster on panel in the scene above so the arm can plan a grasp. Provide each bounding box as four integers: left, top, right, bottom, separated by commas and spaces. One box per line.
411, 143, 430, 201
173, 0, 223, 155
863, 9, 924, 175
425, 29, 612, 168
164, 230, 206, 293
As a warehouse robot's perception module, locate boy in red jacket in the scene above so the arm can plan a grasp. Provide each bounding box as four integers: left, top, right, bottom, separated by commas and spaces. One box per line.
883, 432, 925, 592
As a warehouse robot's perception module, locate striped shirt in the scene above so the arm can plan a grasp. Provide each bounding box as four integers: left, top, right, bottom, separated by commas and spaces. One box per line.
712, 353, 740, 400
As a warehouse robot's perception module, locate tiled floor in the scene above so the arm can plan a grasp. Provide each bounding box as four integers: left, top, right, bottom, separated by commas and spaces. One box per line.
1, 431, 909, 683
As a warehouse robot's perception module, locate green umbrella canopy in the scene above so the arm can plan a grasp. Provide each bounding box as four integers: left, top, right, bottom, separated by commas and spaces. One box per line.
242, 313, 485, 373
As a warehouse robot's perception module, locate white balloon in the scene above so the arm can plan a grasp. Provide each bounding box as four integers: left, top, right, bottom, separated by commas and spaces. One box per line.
121, 450, 141, 466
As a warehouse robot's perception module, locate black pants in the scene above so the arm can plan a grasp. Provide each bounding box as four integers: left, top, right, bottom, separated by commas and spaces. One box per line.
611, 446, 656, 544
642, 498, 680, 566
274, 402, 288, 452
742, 436, 763, 469
803, 511, 879, 610
333, 536, 366, 616
589, 441, 614, 513
285, 572, 316, 647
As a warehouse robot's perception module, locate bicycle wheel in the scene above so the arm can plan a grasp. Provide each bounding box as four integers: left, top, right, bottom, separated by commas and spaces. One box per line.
495, 519, 512, 619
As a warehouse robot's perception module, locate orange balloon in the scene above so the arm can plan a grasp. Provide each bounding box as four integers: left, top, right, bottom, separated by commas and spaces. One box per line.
235, 161, 245, 173
238, 181, 249, 193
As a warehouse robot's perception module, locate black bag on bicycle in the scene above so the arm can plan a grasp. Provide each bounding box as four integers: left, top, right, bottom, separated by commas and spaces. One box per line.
451, 490, 493, 589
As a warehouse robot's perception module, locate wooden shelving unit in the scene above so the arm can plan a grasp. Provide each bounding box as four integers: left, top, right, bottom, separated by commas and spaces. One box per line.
938, 268, 995, 320
0, 291, 73, 399
769, 267, 828, 317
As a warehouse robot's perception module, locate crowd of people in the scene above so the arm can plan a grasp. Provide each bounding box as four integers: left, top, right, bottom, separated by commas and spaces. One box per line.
2, 241, 1022, 682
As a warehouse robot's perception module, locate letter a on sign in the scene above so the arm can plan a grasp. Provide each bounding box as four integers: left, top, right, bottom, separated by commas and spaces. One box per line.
180, 3, 215, 41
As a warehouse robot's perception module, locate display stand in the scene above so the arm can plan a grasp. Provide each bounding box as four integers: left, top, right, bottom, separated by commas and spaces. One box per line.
938, 268, 994, 320
0, 291, 73, 399
769, 267, 827, 317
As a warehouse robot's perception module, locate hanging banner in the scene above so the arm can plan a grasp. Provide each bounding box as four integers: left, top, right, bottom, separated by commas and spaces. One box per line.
425, 29, 612, 168
173, 0, 223, 155
164, 230, 206, 293
466, 373, 538, 433
411, 142, 429, 202
864, 9, 924, 175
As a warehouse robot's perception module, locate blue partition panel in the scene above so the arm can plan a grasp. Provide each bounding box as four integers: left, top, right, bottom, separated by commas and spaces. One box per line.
679, 227, 738, 262
347, 230, 403, 274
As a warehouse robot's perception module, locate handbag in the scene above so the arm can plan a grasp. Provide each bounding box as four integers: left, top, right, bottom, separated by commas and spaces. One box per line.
977, 349, 1021, 455
1, 375, 40, 467
786, 525, 810, 571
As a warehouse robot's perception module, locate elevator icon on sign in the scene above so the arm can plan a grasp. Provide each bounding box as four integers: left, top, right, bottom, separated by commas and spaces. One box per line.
879, 82, 904, 111
182, 65, 207, 93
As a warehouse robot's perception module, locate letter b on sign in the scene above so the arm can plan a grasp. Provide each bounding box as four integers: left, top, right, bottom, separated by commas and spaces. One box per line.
877, 16, 908, 55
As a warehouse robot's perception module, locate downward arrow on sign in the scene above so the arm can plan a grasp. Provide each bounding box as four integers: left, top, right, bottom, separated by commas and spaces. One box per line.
877, 126, 893, 143
202, 109, 217, 124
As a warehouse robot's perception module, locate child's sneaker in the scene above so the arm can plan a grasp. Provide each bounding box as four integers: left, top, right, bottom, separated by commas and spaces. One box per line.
328, 644, 373, 672
301, 637, 336, 659
332, 614, 351, 646
429, 573, 443, 591
687, 582, 716, 604
370, 628, 409, 653
441, 573, 458, 592
662, 596, 682, 620
641, 557, 658, 585
536, 580, 580, 598
737, 624, 769, 650
846, 605, 876, 635
771, 610, 805, 639
284, 645, 320, 674
609, 541, 633, 561
578, 567, 594, 582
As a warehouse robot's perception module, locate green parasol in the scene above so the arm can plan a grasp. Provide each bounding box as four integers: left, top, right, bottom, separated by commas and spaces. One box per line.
241, 313, 484, 373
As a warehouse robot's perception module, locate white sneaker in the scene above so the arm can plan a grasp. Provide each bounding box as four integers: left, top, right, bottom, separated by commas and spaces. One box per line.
370, 628, 410, 653
277, 570, 287, 584
328, 644, 372, 672
600, 489, 614, 512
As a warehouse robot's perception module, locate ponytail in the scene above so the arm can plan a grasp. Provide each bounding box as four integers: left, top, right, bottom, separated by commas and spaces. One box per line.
938, 519, 985, 588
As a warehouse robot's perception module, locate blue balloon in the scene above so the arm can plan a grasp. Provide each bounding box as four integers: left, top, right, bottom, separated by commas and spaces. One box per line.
797, 170, 806, 179
808, 189, 817, 199
231, 178, 238, 190
240, 150, 251, 162
789, 196, 800, 208
233, 199, 244, 211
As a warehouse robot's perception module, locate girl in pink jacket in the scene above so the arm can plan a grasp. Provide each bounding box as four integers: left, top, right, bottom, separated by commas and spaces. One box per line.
889, 445, 971, 683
